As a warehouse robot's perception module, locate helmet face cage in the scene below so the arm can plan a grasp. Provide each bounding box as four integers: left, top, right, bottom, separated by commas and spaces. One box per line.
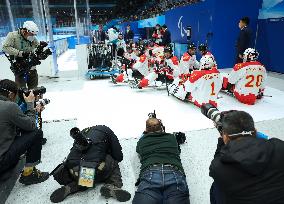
243, 48, 259, 62
200, 55, 214, 69
198, 44, 208, 52
187, 43, 196, 50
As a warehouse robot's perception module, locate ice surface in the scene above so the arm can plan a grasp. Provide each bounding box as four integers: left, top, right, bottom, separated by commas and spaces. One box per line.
40, 78, 284, 140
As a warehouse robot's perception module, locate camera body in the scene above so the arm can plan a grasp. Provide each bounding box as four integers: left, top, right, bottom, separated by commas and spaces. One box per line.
36, 98, 50, 106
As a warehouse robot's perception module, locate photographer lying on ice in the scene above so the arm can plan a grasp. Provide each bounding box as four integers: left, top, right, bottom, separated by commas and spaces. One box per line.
0, 79, 49, 184
133, 111, 190, 204
50, 125, 131, 203
200, 104, 284, 204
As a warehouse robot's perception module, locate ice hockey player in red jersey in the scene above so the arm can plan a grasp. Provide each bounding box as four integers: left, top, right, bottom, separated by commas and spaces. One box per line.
198, 43, 217, 68
169, 55, 221, 107
129, 46, 149, 83
138, 46, 177, 89
111, 45, 138, 84
179, 42, 199, 74
222, 48, 267, 105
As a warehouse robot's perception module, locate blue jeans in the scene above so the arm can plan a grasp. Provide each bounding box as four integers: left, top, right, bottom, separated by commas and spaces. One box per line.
132, 164, 190, 204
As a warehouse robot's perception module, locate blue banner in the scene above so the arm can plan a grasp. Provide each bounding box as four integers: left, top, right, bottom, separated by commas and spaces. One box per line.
138, 15, 165, 28
259, 0, 284, 19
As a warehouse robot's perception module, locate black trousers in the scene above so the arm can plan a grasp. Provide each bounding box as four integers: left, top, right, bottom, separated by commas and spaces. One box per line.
0, 129, 43, 174
15, 69, 38, 89
210, 181, 224, 204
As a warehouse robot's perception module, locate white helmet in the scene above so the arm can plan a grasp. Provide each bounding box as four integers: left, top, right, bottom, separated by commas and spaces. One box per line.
23, 21, 39, 35
243, 48, 259, 62
200, 55, 215, 70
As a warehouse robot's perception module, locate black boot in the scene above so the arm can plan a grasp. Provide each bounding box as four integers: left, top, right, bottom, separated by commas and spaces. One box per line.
50, 182, 87, 203
100, 184, 131, 202
19, 168, 49, 185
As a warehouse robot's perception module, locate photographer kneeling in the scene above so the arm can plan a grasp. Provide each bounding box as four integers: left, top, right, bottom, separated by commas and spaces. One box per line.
201, 104, 284, 204
133, 113, 190, 204
50, 125, 131, 203
0, 79, 49, 184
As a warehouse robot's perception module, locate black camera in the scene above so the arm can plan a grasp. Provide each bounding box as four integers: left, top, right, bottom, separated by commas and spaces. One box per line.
9, 41, 52, 75
201, 103, 223, 133
148, 110, 157, 119
36, 98, 50, 106
70, 127, 92, 152
173, 132, 186, 145
18, 86, 46, 98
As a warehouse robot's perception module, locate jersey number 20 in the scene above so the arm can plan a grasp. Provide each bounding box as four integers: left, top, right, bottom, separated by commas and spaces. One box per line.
245, 75, 263, 88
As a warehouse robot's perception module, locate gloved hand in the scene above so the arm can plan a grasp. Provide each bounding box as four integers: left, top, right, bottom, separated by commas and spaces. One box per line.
22, 52, 31, 58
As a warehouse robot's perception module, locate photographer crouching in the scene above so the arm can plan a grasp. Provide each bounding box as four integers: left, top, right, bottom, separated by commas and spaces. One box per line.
3, 21, 52, 89
201, 104, 284, 204
50, 125, 131, 203
0, 79, 49, 184
133, 111, 190, 204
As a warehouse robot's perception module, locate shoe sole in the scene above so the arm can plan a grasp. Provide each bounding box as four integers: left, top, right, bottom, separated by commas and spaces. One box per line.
19, 174, 49, 185
50, 186, 71, 203
100, 186, 131, 202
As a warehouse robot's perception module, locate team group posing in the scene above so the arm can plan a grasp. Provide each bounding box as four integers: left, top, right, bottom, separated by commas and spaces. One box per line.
111, 40, 267, 107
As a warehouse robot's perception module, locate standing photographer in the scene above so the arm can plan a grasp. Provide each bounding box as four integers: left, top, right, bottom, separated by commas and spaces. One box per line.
201, 104, 284, 204
0, 79, 49, 184
50, 125, 131, 203
3, 21, 40, 89
132, 114, 190, 204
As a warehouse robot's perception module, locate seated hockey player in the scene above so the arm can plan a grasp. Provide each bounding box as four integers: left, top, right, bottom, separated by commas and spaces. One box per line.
111, 45, 138, 84
222, 48, 267, 105
137, 46, 177, 89
50, 125, 131, 203
179, 42, 199, 75
168, 43, 199, 98
129, 46, 149, 85
198, 43, 217, 68
170, 55, 221, 107
116, 33, 127, 56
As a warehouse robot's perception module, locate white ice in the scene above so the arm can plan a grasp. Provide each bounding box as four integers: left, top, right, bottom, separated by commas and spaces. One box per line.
5, 50, 284, 204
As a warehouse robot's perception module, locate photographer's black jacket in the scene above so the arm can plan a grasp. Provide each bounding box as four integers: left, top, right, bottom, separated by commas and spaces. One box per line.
66, 125, 123, 168
210, 137, 284, 204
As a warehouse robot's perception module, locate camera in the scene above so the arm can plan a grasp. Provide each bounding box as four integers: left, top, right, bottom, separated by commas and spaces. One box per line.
35, 41, 52, 60
36, 98, 50, 106
18, 86, 46, 99
148, 110, 157, 119
173, 132, 186, 145
70, 127, 92, 152
9, 41, 52, 75
201, 103, 223, 133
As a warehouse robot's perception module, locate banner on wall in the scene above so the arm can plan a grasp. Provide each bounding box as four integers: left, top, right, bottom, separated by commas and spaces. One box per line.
259, 0, 284, 19
138, 15, 165, 28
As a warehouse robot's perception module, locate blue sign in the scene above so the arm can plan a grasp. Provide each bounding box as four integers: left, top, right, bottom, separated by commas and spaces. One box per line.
259, 0, 284, 19
138, 15, 165, 28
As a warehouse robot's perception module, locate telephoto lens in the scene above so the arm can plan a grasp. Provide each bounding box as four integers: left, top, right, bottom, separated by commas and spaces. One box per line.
201, 103, 223, 133
70, 127, 91, 151
33, 86, 47, 96
201, 103, 221, 124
